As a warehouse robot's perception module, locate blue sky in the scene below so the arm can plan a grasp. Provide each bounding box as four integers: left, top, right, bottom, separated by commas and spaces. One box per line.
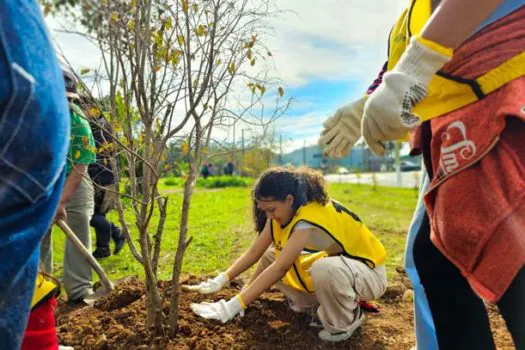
277, 79, 363, 144
45, 0, 407, 153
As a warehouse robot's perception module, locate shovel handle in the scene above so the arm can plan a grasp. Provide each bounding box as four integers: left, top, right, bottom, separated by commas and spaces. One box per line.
56, 219, 114, 292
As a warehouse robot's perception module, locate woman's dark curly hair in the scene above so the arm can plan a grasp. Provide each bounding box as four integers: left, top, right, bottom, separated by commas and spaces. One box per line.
252, 166, 329, 233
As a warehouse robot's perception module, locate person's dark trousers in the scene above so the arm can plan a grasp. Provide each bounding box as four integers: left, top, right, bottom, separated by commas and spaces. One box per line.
90, 212, 121, 251
413, 212, 525, 349
90, 189, 123, 258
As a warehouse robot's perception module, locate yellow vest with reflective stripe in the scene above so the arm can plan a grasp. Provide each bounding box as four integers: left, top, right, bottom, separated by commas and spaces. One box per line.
31, 273, 59, 309
271, 200, 386, 293
388, 0, 525, 121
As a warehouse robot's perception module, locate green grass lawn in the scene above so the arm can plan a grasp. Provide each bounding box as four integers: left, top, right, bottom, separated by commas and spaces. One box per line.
49, 182, 418, 283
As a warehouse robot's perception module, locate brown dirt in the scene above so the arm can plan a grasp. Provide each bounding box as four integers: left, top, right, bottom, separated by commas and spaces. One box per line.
56, 274, 515, 350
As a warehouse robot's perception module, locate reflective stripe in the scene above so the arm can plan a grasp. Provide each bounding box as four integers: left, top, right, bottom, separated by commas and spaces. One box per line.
413, 51, 525, 120
478, 51, 525, 94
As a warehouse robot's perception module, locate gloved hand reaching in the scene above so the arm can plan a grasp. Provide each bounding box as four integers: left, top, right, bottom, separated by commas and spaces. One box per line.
182, 272, 229, 294
191, 295, 246, 323
362, 35, 452, 155
319, 97, 367, 159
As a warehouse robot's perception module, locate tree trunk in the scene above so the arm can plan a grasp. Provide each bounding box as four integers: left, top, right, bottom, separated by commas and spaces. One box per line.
139, 224, 164, 335
144, 269, 164, 334
168, 165, 197, 337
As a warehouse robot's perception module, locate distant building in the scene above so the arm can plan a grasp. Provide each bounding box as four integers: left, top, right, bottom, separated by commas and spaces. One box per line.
274, 144, 396, 172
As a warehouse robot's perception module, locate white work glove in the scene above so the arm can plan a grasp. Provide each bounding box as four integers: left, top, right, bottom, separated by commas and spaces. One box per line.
319, 97, 367, 159
362, 36, 452, 155
191, 295, 246, 323
182, 272, 229, 294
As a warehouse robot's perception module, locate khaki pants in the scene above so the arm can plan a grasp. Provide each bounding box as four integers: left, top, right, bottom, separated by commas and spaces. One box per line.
41, 176, 94, 300
257, 248, 387, 333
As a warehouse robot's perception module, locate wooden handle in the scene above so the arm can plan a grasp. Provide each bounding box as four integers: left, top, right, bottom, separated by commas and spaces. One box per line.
57, 219, 114, 293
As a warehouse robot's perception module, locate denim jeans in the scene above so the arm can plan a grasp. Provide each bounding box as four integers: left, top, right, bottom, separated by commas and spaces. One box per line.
404, 171, 438, 350
0, 1, 70, 348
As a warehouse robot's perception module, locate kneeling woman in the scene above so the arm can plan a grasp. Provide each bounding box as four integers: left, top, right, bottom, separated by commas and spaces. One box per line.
187, 167, 387, 342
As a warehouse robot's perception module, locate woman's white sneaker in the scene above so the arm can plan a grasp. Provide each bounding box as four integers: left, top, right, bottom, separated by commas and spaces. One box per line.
318, 307, 365, 342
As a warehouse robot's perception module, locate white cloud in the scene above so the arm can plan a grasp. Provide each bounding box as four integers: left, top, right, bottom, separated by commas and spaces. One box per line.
273, 0, 405, 45
267, 0, 406, 86
282, 134, 320, 153
46, 16, 101, 71
274, 111, 329, 152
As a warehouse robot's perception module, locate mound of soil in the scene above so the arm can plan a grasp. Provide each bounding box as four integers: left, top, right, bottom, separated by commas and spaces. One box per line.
56, 274, 514, 349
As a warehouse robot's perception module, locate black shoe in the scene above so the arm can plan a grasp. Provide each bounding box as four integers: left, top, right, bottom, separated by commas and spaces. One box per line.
67, 289, 95, 306
93, 248, 111, 259
67, 297, 89, 306
113, 234, 126, 255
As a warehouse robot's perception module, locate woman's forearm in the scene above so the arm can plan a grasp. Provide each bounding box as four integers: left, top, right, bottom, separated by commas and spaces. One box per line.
60, 165, 86, 204
247, 259, 266, 285
240, 229, 308, 304
421, 0, 503, 49
226, 227, 272, 280
225, 249, 262, 280
240, 262, 287, 305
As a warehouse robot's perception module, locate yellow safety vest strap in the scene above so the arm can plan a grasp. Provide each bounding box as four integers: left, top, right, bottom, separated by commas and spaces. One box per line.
414, 51, 525, 120
478, 51, 525, 95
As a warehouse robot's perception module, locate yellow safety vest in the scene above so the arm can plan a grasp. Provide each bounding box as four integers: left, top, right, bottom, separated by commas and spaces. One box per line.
389, 0, 525, 121
31, 273, 59, 310
271, 200, 386, 293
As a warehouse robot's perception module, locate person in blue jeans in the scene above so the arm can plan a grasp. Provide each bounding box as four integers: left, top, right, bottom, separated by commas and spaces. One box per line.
0, 1, 70, 349
404, 171, 438, 350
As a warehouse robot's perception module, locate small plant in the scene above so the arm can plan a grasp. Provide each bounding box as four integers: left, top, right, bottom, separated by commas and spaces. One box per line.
372, 172, 378, 191
163, 176, 252, 188
197, 176, 252, 188
163, 178, 185, 187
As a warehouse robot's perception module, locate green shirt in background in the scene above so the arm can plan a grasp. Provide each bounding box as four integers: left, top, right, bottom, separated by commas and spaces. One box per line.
66, 103, 96, 176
